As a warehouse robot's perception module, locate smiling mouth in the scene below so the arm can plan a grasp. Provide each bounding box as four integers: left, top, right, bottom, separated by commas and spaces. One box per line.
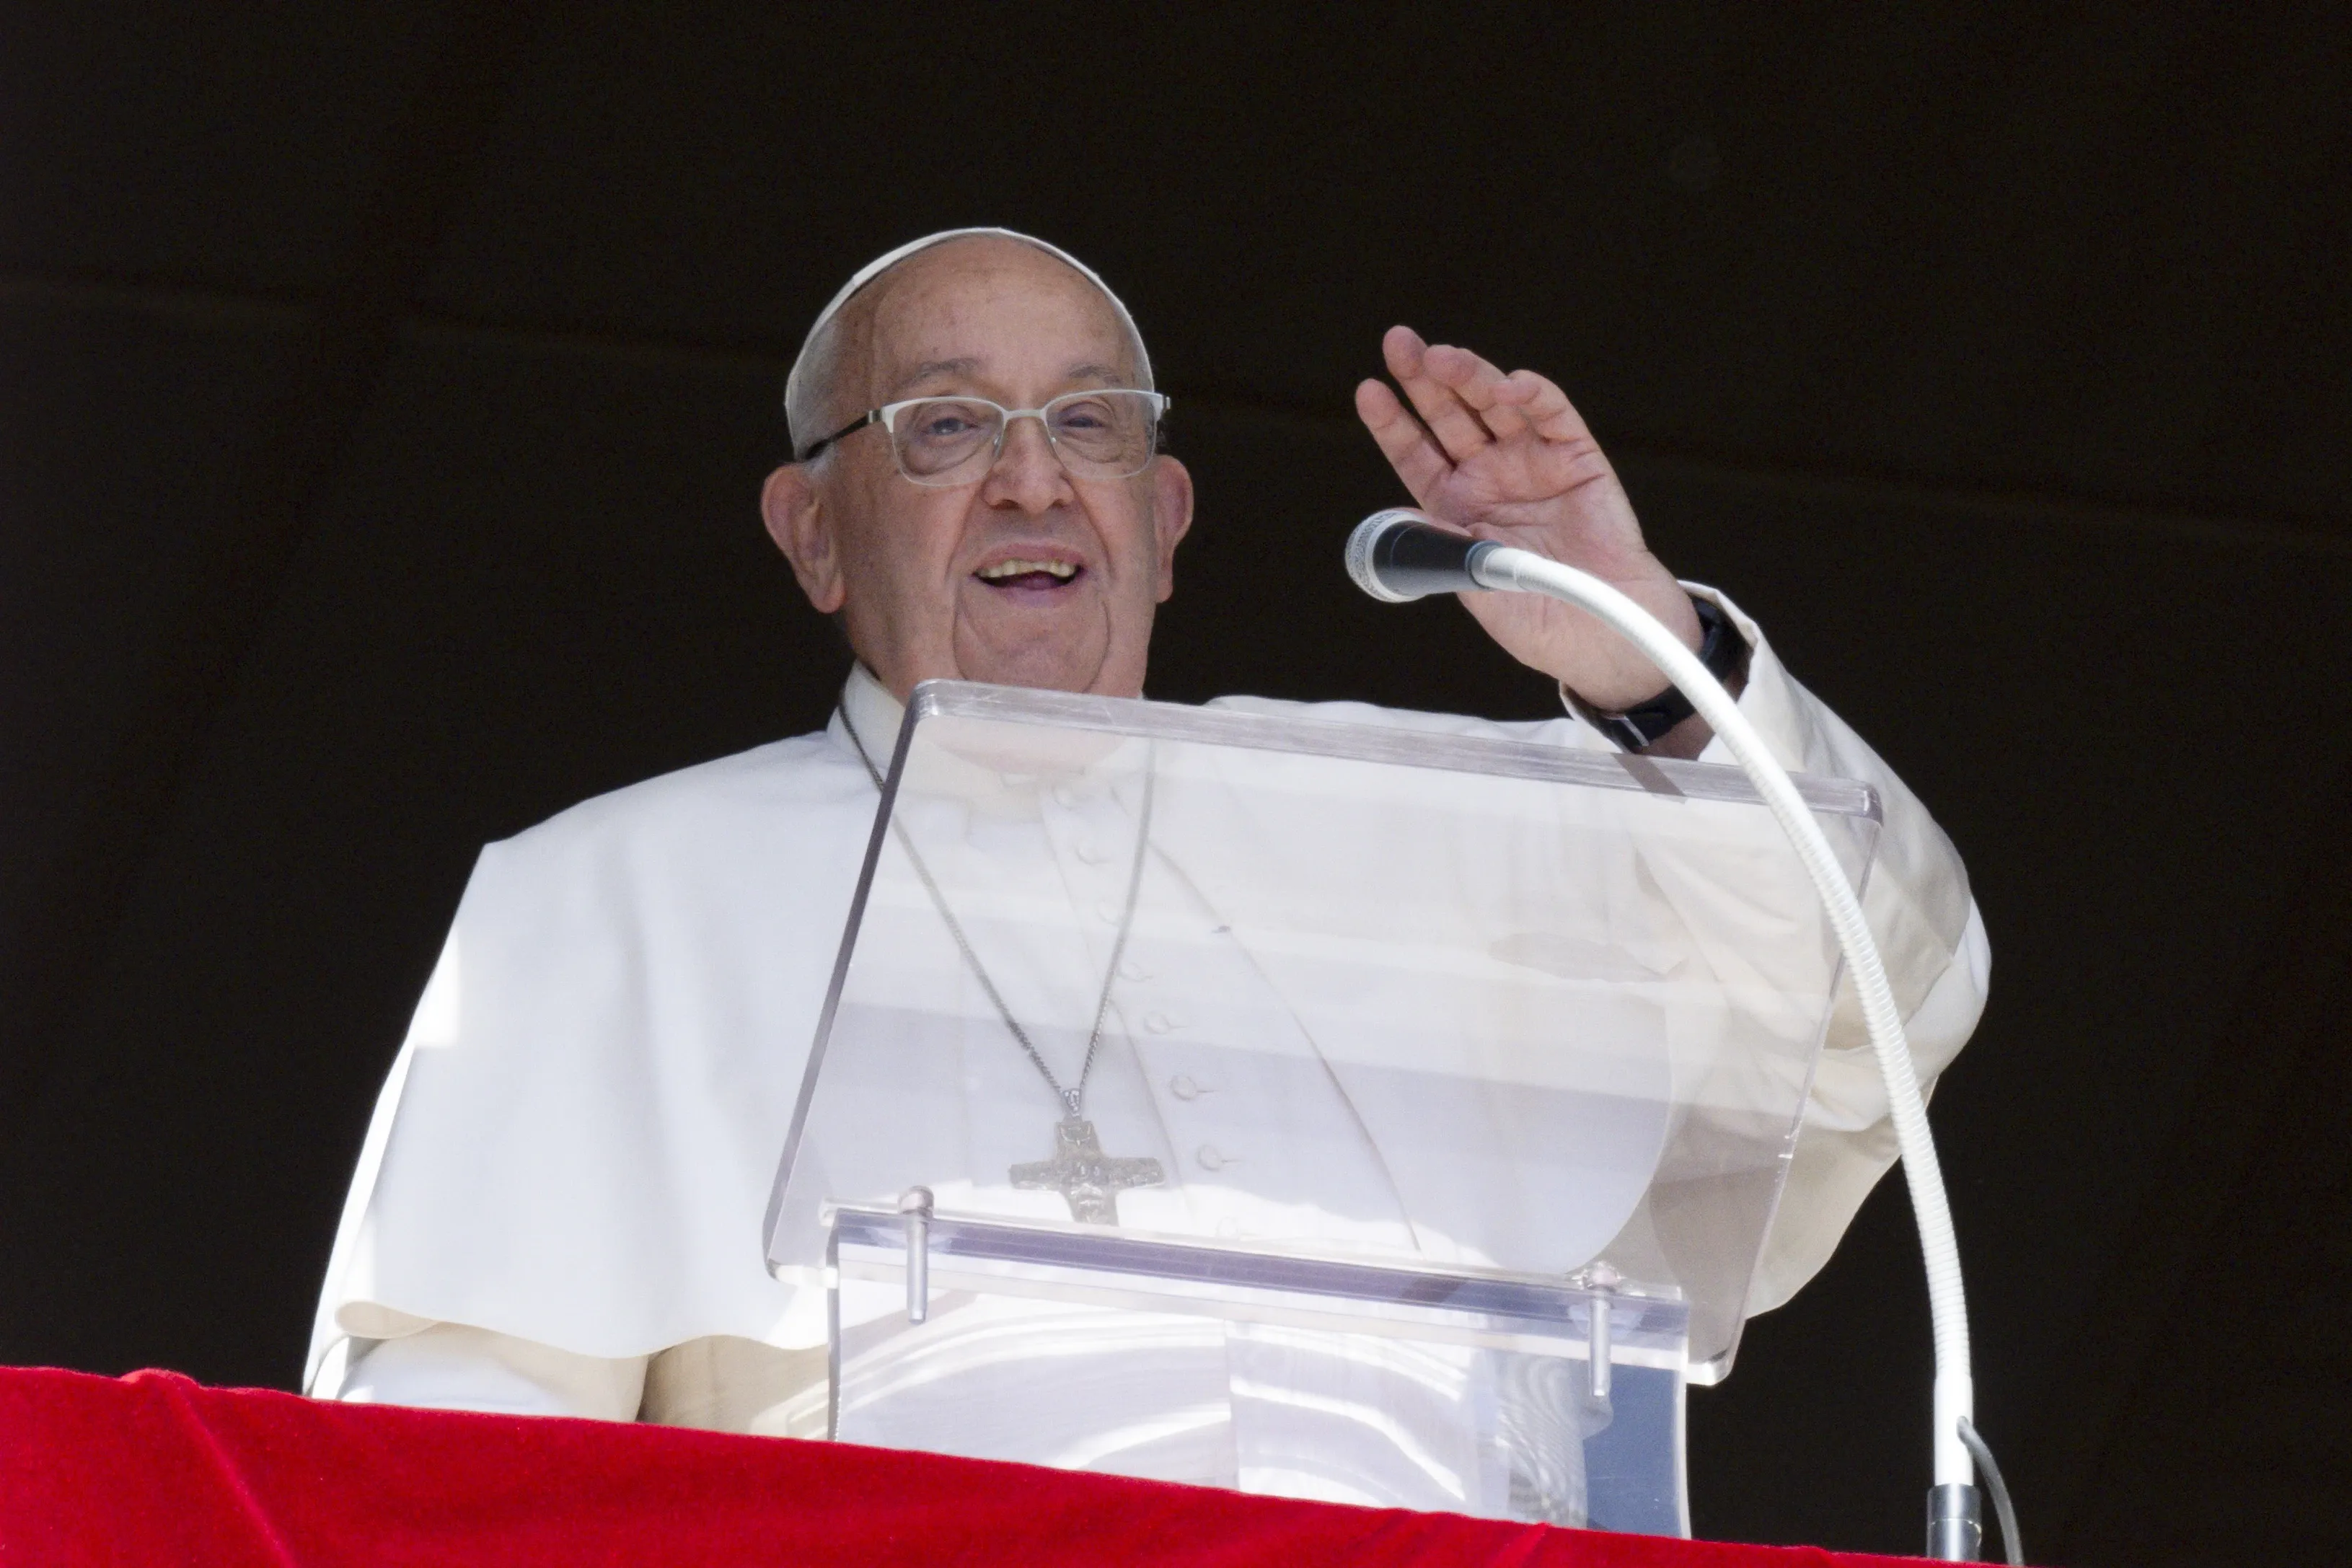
975, 558, 1083, 591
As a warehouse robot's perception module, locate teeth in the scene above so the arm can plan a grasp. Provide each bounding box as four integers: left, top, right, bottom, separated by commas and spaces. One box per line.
978, 558, 1078, 581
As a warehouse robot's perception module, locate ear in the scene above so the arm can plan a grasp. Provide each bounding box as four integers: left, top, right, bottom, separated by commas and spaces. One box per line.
1148, 455, 1196, 603
762, 463, 847, 615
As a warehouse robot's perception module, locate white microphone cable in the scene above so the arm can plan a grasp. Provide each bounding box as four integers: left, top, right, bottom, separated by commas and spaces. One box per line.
1347, 508, 1994, 1560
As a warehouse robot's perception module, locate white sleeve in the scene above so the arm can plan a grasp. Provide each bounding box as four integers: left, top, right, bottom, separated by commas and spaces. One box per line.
335, 1322, 649, 1421
1210, 586, 1988, 1313
1663, 585, 1991, 1314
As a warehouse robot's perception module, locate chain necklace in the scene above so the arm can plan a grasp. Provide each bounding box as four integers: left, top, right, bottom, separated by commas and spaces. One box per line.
840, 705, 1166, 1222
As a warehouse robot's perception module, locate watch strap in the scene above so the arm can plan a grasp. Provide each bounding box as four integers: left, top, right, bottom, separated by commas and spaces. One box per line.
1563, 594, 1749, 752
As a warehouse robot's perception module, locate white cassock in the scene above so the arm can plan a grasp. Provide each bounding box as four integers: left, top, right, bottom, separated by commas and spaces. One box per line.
311, 585, 1990, 1460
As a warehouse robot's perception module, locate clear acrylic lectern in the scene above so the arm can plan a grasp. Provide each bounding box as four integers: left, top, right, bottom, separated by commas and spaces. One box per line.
765, 681, 1879, 1535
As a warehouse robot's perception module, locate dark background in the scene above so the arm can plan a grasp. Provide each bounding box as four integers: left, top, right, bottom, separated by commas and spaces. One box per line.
4, 4, 2348, 1562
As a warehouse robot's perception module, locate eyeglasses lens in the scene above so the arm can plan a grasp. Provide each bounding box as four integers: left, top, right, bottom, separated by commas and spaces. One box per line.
888, 400, 997, 480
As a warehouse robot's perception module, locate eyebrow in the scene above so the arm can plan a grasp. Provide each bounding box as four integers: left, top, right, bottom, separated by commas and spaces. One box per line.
886, 357, 982, 397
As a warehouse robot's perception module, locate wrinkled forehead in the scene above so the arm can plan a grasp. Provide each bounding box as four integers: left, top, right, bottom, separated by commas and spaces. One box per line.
855, 240, 1144, 392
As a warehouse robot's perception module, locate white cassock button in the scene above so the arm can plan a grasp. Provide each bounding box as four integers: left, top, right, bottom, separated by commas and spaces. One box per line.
1073, 840, 1109, 865
1117, 959, 1149, 981
1144, 1011, 1180, 1034
1096, 902, 1122, 924
1214, 1217, 1243, 1238
1196, 1144, 1230, 1171
1052, 783, 1082, 809
1168, 1074, 1201, 1101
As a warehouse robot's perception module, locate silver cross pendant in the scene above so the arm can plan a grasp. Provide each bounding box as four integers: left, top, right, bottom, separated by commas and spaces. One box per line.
1010, 1116, 1166, 1224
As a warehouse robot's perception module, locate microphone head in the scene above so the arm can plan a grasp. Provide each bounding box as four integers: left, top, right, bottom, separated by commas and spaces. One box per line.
1344, 508, 1435, 603
1347, 508, 1500, 602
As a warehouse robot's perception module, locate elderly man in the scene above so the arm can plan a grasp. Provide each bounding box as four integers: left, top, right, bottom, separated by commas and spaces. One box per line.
312, 230, 1986, 1447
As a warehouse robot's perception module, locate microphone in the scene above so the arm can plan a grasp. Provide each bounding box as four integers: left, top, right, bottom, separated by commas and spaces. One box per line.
1341, 502, 1993, 1555
1344, 509, 1502, 602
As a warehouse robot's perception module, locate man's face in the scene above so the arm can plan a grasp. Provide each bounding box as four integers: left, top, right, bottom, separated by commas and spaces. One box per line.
763, 239, 1193, 702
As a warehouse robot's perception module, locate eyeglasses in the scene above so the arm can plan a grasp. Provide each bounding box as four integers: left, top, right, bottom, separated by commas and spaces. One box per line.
796, 389, 1171, 485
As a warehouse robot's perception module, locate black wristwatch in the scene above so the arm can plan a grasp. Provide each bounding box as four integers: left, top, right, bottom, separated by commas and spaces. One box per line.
1563, 594, 1750, 752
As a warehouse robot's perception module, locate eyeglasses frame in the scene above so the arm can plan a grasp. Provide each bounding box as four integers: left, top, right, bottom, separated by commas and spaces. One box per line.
793, 388, 1172, 483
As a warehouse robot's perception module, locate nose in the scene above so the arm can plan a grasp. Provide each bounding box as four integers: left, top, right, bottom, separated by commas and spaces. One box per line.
980, 412, 1073, 514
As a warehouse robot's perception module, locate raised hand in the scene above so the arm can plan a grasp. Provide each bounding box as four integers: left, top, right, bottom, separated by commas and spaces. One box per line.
1354, 325, 1702, 711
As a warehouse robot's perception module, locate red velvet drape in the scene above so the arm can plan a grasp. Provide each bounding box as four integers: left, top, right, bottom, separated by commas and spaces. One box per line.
0, 1367, 1945, 1567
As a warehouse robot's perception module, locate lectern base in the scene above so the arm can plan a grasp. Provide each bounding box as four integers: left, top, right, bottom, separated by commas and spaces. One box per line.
819, 1204, 1693, 1536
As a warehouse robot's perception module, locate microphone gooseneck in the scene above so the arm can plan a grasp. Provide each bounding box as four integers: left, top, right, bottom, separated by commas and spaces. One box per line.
1344, 509, 1502, 602
1344, 511, 1991, 1560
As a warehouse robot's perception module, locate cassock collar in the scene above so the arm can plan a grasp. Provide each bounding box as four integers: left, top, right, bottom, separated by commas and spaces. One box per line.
827, 665, 1134, 814
828, 664, 1032, 807
829, 663, 905, 767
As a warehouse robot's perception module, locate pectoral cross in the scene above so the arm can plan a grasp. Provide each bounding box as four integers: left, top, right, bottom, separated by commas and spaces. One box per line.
1010, 1116, 1165, 1224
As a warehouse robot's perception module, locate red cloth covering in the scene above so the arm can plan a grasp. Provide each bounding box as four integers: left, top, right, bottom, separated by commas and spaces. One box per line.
1, 1367, 1939, 1567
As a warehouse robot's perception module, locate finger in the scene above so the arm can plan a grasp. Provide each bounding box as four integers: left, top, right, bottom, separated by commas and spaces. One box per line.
1384, 327, 1494, 462
1494, 368, 1597, 445
1354, 378, 1453, 505
1424, 343, 1533, 441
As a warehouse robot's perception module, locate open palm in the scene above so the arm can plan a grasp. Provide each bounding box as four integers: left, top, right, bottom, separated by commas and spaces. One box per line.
1354, 326, 1700, 710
